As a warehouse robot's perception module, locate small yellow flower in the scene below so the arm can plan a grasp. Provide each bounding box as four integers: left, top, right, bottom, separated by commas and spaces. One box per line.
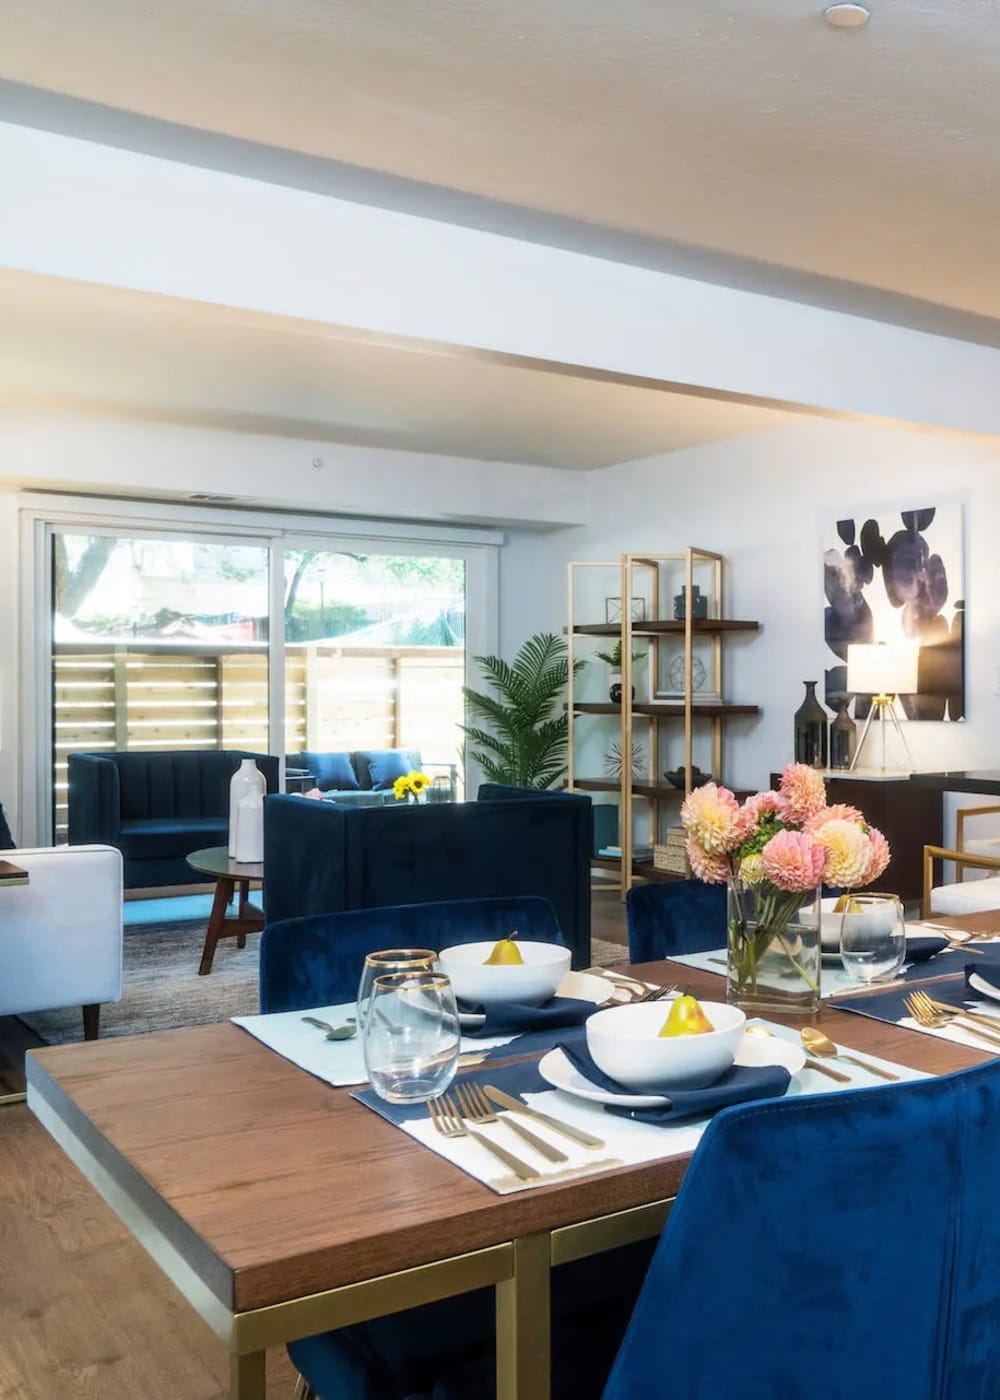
393, 775, 409, 801
739, 853, 765, 886
409, 772, 431, 794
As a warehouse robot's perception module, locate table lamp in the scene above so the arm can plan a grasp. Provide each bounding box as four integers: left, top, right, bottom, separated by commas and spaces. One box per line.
847, 643, 919, 772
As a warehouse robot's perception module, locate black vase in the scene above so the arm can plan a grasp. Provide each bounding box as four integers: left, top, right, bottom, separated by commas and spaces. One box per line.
794, 681, 828, 769
830, 698, 856, 770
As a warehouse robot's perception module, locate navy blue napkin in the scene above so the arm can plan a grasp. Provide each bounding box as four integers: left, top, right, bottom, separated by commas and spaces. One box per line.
352, 1057, 551, 1127
965, 958, 1000, 1002
906, 933, 949, 963
460, 996, 596, 1038
554, 1039, 790, 1124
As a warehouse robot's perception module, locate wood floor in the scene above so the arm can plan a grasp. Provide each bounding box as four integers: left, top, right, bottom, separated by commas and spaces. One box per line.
0, 892, 628, 1399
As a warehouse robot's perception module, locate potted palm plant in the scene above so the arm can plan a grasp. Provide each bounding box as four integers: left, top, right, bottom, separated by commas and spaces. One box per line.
594, 639, 642, 703
460, 633, 583, 788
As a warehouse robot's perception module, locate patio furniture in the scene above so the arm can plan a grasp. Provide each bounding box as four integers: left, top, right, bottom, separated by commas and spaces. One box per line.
67, 748, 280, 890
290, 748, 458, 804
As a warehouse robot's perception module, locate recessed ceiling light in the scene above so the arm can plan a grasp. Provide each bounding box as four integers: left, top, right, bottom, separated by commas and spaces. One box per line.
824, 3, 870, 26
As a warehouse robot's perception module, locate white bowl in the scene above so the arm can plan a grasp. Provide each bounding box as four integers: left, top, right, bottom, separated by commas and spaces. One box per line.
585, 1000, 746, 1091
820, 896, 845, 951
436, 941, 571, 1008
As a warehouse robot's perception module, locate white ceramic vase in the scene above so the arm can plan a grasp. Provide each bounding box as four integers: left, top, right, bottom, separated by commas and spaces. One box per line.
228, 759, 266, 859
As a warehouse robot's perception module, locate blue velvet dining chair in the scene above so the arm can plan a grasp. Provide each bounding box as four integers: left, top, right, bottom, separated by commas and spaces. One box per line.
600, 1055, 1000, 1400
259, 894, 563, 1013
625, 878, 726, 964
262, 893, 654, 1400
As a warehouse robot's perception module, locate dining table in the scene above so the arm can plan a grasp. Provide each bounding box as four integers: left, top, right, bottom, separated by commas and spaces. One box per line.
25, 944, 994, 1400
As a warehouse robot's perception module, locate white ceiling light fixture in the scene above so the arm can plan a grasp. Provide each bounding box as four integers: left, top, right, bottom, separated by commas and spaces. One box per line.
824, 3, 871, 27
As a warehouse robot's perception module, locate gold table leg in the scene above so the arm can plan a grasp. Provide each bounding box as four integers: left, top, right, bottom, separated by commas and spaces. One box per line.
496, 1232, 551, 1400
230, 1350, 266, 1400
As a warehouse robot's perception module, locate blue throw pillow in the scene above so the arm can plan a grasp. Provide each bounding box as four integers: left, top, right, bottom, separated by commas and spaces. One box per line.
300, 751, 361, 793
360, 749, 422, 791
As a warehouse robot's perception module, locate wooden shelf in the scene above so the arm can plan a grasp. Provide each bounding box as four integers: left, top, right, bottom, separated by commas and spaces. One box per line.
572, 619, 759, 637
575, 778, 685, 799
573, 702, 760, 718
592, 854, 685, 882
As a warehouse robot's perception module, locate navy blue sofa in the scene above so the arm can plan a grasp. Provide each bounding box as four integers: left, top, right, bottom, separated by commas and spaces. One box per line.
262, 783, 593, 967
68, 749, 280, 890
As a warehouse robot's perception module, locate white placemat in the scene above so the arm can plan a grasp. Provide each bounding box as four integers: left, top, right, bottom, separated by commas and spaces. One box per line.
353, 1020, 927, 1195
233, 1001, 518, 1088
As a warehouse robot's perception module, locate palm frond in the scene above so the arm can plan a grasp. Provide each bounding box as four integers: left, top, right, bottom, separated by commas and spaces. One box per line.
462, 632, 575, 789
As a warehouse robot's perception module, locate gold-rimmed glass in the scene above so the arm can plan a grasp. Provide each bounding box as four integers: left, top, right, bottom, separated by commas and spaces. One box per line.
362, 971, 460, 1103
357, 948, 436, 1031
840, 893, 906, 984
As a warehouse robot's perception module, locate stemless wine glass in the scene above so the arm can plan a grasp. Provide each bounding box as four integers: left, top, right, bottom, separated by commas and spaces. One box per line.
839, 894, 906, 984
357, 948, 436, 1032
362, 971, 460, 1104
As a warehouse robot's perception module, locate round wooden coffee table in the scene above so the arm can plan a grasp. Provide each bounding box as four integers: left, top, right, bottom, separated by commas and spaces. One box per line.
187, 846, 265, 977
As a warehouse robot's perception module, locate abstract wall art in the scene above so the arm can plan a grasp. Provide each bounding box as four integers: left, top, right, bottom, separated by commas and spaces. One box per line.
823, 504, 964, 721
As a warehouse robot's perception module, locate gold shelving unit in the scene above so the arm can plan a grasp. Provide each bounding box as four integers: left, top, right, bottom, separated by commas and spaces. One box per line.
566, 549, 760, 897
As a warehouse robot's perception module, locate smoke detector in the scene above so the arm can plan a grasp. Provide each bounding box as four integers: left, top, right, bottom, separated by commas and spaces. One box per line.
824, 3, 870, 26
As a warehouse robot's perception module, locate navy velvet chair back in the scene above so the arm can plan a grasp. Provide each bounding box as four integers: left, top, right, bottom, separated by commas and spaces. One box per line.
625, 879, 726, 963
260, 895, 563, 1012
603, 1058, 1000, 1400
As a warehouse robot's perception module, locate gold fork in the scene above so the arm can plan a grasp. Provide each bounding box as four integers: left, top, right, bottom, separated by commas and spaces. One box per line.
923, 993, 1000, 1033
904, 993, 1000, 1050
428, 1093, 540, 1181
454, 1082, 568, 1163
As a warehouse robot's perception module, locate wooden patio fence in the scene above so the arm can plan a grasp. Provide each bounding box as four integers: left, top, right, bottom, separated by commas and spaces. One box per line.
52, 642, 465, 840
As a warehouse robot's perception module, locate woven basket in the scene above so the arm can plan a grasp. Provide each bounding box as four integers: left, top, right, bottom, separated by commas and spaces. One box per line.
653, 836, 691, 876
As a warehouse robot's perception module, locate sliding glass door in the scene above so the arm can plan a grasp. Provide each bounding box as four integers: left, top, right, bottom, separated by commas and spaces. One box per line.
41, 518, 478, 843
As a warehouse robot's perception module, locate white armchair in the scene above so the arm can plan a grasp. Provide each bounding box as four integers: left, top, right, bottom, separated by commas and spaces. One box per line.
0, 845, 123, 1040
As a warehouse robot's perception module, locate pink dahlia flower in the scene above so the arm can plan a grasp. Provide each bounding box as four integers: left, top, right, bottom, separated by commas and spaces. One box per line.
804, 802, 864, 834
680, 782, 743, 854
761, 829, 826, 892
686, 838, 730, 884
777, 763, 828, 825
862, 826, 891, 884
811, 818, 871, 887
741, 790, 782, 830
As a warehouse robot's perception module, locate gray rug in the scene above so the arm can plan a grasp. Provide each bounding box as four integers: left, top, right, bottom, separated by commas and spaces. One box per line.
21, 923, 628, 1046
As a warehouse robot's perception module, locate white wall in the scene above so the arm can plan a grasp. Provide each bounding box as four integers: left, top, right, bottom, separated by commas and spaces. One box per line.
501, 416, 1000, 806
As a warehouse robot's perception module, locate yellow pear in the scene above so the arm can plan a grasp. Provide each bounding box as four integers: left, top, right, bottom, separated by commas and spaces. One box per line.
483, 935, 524, 966
834, 895, 862, 914
658, 994, 715, 1038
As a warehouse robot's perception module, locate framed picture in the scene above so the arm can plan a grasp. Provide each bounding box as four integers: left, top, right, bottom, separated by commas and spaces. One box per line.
605, 596, 646, 624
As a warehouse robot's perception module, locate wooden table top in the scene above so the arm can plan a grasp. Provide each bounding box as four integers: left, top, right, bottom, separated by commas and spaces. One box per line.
186, 846, 264, 881
27, 959, 988, 1316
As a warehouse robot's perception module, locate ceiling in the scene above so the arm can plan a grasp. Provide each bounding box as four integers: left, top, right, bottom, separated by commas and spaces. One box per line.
0, 271, 793, 469
4, 0, 1000, 320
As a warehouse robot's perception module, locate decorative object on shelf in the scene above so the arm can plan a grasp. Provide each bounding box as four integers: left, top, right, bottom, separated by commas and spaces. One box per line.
653, 827, 691, 875
392, 770, 431, 804
604, 596, 646, 623
228, 758, 266, 861
603, 739, 646, 780
829, 698, 857, 770
595, 638, 641, 702
793, 681, 828, 768
663, 765, 711, 789
461, 632, 583, 788
846, 642, 918, 773
655, 652, 720, 702
681, 764, 890, 1015
822, 504, 964, 721
673, 584, 708, 620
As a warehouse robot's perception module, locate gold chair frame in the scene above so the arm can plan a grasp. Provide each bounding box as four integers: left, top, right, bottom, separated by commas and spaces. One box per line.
922, 843, 1000, 918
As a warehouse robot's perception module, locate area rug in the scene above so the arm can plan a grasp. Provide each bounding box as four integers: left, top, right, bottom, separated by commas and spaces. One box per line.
20, 923, 628, 1045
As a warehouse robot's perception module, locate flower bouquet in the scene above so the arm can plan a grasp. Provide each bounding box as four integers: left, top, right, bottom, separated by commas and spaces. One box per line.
681, 764, 890, 1013
393, 770, 431, 803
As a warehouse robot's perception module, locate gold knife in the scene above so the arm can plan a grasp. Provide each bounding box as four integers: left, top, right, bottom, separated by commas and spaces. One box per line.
484, 1085, 606, 1149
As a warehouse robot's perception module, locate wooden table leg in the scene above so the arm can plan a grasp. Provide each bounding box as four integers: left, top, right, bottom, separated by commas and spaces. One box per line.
237, 878, 250, 948
496, 1232, 551, 1400
230, 1351, 266, 1400
199, 876, 234, 977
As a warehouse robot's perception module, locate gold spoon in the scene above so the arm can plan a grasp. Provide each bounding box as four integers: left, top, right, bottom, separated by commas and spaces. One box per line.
800, 1026, 899, 1082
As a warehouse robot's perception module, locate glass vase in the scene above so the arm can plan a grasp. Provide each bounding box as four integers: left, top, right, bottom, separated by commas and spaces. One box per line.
793, 680, 828, 769
726, 878, 821, 1015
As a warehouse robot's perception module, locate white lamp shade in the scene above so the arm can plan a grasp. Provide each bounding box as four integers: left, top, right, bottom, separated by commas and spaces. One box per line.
846, 643, 919, 696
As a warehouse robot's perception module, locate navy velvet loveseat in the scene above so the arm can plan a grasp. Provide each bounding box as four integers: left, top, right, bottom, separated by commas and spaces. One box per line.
68, 748, 280, 890
263, 783, 593, 966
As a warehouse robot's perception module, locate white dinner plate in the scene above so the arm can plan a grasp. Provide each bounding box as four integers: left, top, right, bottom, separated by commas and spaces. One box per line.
536, 1030, 805, 1108
457, 970, 612, 1030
